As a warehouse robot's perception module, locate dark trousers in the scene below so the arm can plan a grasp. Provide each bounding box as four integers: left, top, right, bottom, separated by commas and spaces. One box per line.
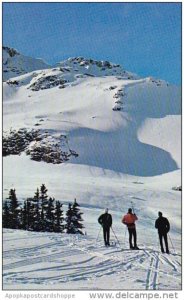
103, 227, 110, 245
159, 232, 169, 252
128, 228, 137, 248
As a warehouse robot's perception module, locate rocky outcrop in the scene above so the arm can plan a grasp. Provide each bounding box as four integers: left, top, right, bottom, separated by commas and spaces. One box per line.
3, 128, 78, 164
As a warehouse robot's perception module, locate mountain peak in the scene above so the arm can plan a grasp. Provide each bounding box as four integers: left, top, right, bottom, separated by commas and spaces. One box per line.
3, 46, 20, 57
3, 46, 50, 81
57, 56, 122, 70
54, 56, 139, 81
66, 56, 120, 68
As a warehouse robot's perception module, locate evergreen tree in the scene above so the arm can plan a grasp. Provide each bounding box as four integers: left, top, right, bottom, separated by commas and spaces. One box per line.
72, 198, 84, 235
21, 191, 40, 231
27, 199, 32, 230
26, 198, 38, 231
40, 184, 48, 231
33, 202, 41, 231
65, 199, 84, 234
8, 189, 20, 229
54, 201, 64, 232
45, 197, 55, 231
34, 188, 40, 200
65, 203, 75, 234
40, 184, 48, 200
32, 188, 41, 231
2, 200, 11, 228
20, 198, 32, 230
21, 200, 28, 230
4, 185, 67, 234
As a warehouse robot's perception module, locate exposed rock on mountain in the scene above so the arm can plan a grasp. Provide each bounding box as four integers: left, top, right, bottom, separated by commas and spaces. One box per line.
3, 46, 50, 81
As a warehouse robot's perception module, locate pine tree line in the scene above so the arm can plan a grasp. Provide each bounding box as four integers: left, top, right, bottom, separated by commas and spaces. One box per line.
3, 185, 84, 234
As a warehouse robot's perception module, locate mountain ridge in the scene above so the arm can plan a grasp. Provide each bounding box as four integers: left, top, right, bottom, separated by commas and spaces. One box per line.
3, 46, 170, 85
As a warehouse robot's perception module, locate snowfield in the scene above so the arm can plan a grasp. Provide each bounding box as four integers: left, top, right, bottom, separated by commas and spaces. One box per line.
3, 214, 181, 290
3, 53, 181, 290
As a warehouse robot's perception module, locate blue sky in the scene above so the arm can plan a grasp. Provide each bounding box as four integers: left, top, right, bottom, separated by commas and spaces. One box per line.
3, 3, 181, 84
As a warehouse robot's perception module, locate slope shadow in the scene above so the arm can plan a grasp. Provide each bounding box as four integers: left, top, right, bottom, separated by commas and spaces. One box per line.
69, 128, 178, 176
69, 83, 181, 176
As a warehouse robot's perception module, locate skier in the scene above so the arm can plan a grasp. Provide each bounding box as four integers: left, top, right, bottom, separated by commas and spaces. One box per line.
98, 208, 112, 246
122, 208, 139, 250
155, 211, 170, 254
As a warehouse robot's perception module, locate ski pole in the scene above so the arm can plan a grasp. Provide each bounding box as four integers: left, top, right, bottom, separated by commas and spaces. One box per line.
124, 226, 127, 247
131, 201, 135, 214
168, 233, 176, 254
96, 226, 102, 244
111, 227, 122, 249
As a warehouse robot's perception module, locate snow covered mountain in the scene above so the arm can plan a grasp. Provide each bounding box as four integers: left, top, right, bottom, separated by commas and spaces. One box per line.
3, 52, 181, 176
3, 48, 181, 290
3, 46, 50, 81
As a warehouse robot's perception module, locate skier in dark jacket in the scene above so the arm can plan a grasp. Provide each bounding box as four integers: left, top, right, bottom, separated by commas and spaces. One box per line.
98, 208, 112, 246
155, 211, 170, 254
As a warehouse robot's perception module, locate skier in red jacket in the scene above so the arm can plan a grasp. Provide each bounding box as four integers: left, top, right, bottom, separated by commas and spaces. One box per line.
122, 208, 139, 250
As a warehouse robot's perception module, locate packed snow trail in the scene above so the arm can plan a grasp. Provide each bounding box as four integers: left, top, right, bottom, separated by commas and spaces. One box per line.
3, 228, 181, 290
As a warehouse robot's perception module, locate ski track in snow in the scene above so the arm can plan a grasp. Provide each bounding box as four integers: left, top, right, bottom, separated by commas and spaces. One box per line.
145, 254, 159, 290
3, 230, 181, 290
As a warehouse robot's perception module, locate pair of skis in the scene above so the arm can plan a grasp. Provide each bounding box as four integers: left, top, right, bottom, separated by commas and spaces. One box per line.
96, 226, 122, 248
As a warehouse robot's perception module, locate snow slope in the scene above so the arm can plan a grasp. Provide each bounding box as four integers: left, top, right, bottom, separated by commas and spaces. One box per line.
3, 71, 181, 176
3, 51, 181, 290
